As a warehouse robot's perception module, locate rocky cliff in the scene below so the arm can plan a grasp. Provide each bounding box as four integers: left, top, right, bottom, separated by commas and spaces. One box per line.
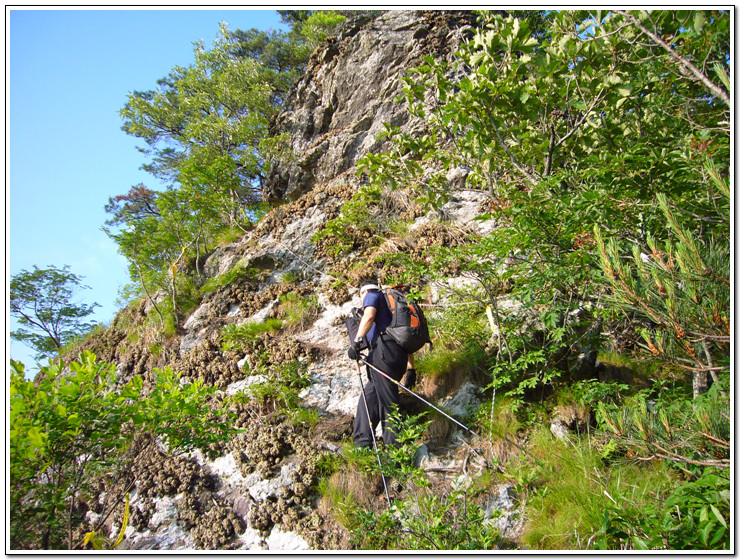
80, 10, 522, 551
264, 10, 476, 203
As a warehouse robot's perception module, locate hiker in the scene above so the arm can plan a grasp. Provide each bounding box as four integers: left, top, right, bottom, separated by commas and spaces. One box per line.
348, 280, 416, 448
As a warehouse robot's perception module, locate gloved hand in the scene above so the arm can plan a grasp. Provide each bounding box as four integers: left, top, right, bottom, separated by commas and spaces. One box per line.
347, 346, 360, 361
403, 368, 417, 390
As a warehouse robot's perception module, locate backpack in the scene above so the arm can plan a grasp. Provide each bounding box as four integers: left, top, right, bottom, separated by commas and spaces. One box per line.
345, 306, 369, 351
381, 285, 432, 354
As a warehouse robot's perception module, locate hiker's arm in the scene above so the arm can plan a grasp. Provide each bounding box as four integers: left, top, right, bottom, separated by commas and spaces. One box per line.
407, 355, 414, 369
356, 306, 377, 340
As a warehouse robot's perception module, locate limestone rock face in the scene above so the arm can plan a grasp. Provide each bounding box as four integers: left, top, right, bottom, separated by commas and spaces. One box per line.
264, 10, 476, 203
96, 11, 509, 552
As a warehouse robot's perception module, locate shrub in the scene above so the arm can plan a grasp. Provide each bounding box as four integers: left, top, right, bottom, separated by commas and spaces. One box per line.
275, 292, 321, 333
312, 186, 384, 258
199, 262, 259, 295
594, 468, 730, 550
9, 352, 233, 550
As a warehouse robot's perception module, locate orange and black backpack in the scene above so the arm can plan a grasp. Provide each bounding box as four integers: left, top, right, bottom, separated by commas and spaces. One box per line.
381, 284, 432, 354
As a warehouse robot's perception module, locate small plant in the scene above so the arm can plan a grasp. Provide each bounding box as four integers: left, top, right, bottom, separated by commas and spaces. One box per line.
243, 359, 312, 414
312, 185, 384, 257
474, 397, 521, 442
286, 406, 319, 428
199, 262, 259, 295
378, 407, 431, 486
279, 270, 301, 284
274, 292, 320, 333
507, 425, 681, 550
220, 319, 283, 351
593, 467, 730, 550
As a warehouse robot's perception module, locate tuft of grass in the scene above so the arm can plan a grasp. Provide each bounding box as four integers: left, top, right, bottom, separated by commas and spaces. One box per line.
286, 406, 319, 428
318, 470, 374, 530
199, 262, 259, 295
475, 397, 521, 441
274, 292, 321, 333
509, 425, 679, 550
280, 270, 302, 284
220, 319, 283, 351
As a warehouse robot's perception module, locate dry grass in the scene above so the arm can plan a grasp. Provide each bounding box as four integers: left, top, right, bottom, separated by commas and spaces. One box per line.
318, 470, 382, 529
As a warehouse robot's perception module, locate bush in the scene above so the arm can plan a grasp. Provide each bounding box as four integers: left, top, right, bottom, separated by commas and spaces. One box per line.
9, 352, 234, 550
594, 468, 730, 550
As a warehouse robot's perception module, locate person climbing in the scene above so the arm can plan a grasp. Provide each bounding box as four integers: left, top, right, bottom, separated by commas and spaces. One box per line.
348, 280, 416, 448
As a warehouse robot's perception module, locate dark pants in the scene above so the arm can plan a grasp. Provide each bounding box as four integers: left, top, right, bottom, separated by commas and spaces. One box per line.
353, 335, 408, 448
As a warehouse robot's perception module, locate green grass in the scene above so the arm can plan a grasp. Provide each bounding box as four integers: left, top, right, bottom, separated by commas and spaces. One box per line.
220, 319, 283, 351
510, 425, 679, 550
199, 262, 260, 295
275, 292, 320, 333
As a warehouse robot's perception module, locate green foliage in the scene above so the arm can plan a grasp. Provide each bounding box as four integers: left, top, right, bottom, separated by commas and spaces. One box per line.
474, 397, 521, 442
416, 304, 488, 377
378, 408, 431, 485
109, 23, 287, 319
341, 409, 504, 550
199, 262, 260, 295
240, 358, 312, 414
509, 426, 679, 550
594, 468, 730, 550
9, 352, 234, 550
120, 23, 275, 201
344, 408, 501, 550
10, 265, 100, 360
596, 182, 730, 396
556, 378, 630, 409
358, 9, 729, 409
351, 484, 501, 550
294, 11, 347, 57
312, 185, 384, 257
597, 382, 730, 471
279, 270, 301, 284
220, 319, 283, 351
275, 292, 321, 332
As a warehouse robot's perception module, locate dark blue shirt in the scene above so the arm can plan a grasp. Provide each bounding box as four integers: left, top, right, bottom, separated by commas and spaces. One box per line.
362, 290, 391, 344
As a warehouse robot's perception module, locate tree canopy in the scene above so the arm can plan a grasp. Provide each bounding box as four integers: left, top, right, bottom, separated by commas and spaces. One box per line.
359, 9, 730, 397
10, 265, 99, 360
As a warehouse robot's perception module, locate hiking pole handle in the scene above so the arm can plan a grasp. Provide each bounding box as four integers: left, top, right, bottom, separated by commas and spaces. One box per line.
359, 357, 479, 438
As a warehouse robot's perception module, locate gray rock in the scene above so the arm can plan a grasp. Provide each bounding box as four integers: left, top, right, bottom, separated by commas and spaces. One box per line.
264, 11, 476, 203
248, 461, 299, 502
439, 382, 483, 419
550, 418, 572, 441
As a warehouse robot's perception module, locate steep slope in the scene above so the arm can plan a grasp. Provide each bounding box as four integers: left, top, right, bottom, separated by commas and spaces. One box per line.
78, 11, 520, 551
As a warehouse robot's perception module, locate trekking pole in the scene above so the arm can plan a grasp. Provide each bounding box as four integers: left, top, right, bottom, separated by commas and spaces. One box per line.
358, 355, 480, 438
354, 360, 392, 508
360, 356, 547, 467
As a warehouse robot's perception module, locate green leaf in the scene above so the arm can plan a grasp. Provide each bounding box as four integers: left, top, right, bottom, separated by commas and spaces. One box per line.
27, 426, 46, 449
693, 11, 707, 33
709, 505, 727, 528
571, 100, 588, 111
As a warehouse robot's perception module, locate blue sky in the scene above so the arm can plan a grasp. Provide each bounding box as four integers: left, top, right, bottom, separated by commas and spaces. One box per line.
7, 8, 288, 369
